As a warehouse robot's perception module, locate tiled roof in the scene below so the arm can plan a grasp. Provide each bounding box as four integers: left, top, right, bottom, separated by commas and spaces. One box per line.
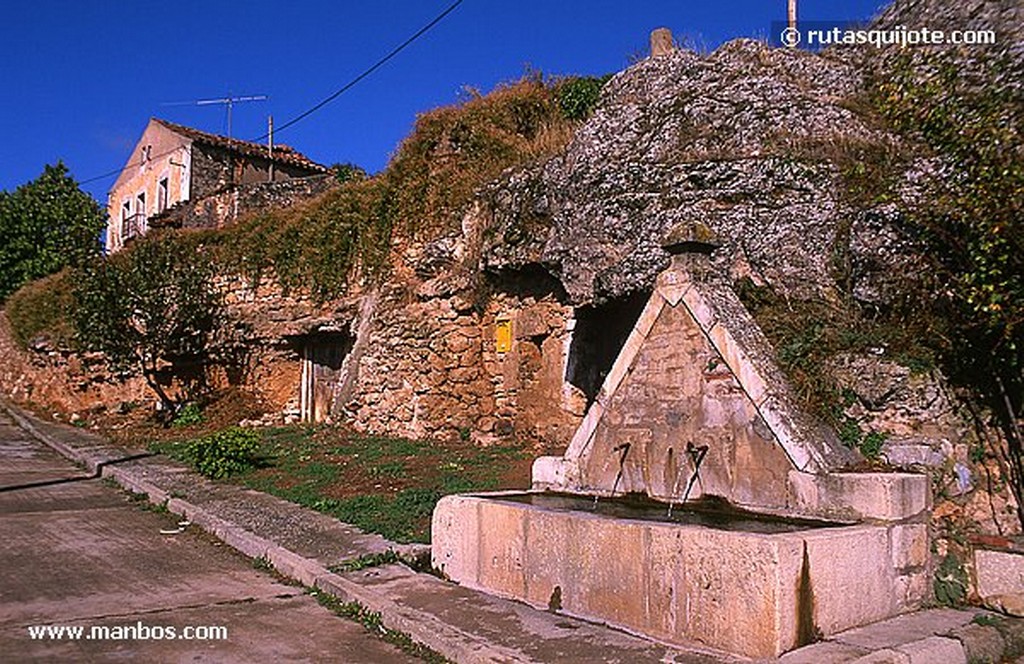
153, 118, 328, 173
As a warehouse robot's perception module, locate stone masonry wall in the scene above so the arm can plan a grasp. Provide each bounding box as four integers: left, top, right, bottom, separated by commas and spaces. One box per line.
153, 175, 333, 231
341, 275, 582, 446
0, 314, 150, 421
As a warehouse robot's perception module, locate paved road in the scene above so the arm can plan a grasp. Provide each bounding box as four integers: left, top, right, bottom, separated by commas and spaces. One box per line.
0, 411, 420, 663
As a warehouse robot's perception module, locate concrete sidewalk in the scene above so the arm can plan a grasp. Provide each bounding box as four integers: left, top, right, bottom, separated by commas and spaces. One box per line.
4, 398, 1022, 664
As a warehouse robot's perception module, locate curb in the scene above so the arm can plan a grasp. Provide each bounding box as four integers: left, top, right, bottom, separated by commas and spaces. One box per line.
0, 398, 150, 475
12, 398, 1018, 664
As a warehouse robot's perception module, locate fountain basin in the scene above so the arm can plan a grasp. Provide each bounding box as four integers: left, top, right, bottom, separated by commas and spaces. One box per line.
432, 491, 928, 659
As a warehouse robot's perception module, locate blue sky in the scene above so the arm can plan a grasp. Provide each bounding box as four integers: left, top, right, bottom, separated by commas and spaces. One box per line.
0, 1, 885, 204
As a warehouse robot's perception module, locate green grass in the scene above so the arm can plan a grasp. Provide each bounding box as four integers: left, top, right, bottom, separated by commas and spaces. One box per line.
154, 424, 527, 544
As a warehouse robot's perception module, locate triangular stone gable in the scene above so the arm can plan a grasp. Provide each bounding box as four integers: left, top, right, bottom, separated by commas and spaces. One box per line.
540, 253, 858, 511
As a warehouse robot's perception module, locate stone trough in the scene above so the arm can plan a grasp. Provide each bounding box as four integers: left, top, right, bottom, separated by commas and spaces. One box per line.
432, 224, 932, 658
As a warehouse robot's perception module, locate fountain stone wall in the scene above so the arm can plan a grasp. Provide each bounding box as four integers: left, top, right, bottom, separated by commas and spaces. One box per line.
432, 224, 932, 658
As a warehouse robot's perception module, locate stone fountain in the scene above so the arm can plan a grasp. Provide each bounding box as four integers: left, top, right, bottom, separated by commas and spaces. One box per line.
432, 223, 931, 658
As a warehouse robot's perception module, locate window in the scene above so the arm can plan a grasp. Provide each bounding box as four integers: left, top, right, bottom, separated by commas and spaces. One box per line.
157, 177, 169, 213
136, 192, 147, 233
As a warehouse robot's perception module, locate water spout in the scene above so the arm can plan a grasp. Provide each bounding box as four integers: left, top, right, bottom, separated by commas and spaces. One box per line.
594, 442, 632, 510
609, 442, 632, 497
667, 442, 709, 518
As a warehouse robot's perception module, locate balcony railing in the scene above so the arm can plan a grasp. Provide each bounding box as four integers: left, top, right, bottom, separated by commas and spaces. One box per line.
121, 213, 146, 243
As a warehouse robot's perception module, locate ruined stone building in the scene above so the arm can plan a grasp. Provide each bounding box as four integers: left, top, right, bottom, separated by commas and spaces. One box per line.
105, 118, 330, 252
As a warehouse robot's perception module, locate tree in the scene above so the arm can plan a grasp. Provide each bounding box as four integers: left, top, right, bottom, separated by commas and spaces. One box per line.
74, 234, 222, 416
0, 163, 106, 300
876, 49, 1024, 528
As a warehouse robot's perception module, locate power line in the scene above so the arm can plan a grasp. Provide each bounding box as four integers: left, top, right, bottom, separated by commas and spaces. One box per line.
251, 0, 464, 142
78, 0, 465, 188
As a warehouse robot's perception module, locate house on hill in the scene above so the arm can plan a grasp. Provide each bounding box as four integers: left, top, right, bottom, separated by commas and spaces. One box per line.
105, 118, 330, 252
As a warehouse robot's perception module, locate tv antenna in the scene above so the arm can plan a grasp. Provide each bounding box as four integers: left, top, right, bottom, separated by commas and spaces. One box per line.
161, 94, 268, 140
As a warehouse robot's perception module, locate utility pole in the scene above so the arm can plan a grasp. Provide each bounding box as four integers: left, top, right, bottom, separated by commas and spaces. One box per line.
268, 115, 275, 182
788, 0, 797, 33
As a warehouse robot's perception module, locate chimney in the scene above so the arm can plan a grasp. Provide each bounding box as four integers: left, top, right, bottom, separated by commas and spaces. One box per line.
650, 28, 675, 57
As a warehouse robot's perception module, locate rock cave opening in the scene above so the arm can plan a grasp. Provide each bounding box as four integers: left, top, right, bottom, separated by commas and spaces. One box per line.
565, 290, 649, 407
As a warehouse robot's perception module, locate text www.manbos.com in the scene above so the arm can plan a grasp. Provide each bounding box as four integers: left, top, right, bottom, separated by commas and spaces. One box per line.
28, 622, 228, 641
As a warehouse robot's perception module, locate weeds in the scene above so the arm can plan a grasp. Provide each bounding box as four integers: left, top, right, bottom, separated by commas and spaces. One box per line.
309, 589, 451, 664
182, 427, 262, 479
329, 550, 402, 573
171, 402, 204, 428
933, 552, 969, 607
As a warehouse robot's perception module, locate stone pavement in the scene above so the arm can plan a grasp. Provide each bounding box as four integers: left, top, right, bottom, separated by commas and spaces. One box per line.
3, 397, 1022, 664
0, 408, 421, 663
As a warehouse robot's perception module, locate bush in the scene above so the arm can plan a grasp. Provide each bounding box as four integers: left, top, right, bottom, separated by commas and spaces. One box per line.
171, 402, 203, 428
74, 233, 222, 413
556, 75, 611, 121
387, 77, 573, 237
185, 427, 261, 479
874, 49, 1024, 528
4, 270, 75, 349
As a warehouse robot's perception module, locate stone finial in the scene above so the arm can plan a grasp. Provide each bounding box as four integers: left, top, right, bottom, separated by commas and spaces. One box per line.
650, 28, 675, 57
661, 221, 721, 255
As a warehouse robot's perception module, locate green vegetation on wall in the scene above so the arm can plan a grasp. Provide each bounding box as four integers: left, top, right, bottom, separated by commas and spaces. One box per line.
554, 74, 612, 121
4, 270, 76, 348
73, 233, 222, 414
736, 278, 934, 443
873, 49, 1024, 526
214, 76, 581, 300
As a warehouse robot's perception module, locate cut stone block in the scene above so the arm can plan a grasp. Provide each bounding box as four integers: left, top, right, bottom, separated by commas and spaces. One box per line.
433, 493, 926, 659
890, 524, 929, 570
975, 549, 1024, 600
894, 636, 965, 664
789, 471, 930, 522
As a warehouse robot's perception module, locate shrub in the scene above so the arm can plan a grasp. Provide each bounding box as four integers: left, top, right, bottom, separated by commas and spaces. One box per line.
185, 427, 261, 479
171, 402, 203, 428
556, 75, 611, 121
874, 49, 1024, 527
74, 233, 222, 413
4, 269, 75, 349
387, 77, 572, 237
933, 552, 968, 607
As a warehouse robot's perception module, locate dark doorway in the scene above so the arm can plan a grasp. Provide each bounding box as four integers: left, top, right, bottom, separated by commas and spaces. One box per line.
300, 331, 354, 423
566, 291, 649, 407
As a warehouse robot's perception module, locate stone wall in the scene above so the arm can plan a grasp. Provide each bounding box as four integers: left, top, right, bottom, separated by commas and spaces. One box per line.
0, 314, 149, 421
340, 278, 581, 445
202, 229, 586, 446
831, 352, 1022, 536
152, 175, 333, 231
